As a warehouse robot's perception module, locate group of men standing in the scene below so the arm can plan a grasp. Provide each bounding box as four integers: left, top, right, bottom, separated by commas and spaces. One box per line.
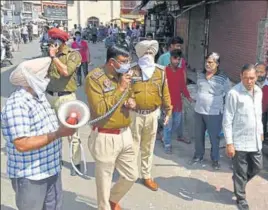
1, 26, 266, 210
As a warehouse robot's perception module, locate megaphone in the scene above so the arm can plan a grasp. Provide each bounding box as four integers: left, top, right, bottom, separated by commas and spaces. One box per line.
58, 100, 90, 129
57, 100, 90, 178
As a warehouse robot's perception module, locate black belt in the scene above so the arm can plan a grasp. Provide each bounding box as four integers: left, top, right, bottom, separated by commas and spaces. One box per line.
46, 90, 72, 97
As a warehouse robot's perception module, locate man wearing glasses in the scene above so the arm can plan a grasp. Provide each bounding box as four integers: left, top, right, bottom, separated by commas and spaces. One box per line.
85, 44, 138, 210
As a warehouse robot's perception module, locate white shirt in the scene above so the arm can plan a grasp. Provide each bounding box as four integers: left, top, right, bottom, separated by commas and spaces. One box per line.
222, 82, 263, 152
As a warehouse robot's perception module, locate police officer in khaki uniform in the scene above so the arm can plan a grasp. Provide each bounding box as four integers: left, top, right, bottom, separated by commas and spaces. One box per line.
130, 40, 172, 191
45, 28, 82, 176
85, 45, 138, 210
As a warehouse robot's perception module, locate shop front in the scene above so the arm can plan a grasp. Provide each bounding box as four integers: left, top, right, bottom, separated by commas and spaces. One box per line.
144, 2, 174, 53
120, 0, 146, 29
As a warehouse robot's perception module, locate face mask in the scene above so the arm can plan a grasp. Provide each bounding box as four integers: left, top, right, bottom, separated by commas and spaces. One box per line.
22, 68, 50, 98
76, 36, 81, 41
112, 59, 131, 74
52, 39, 63, 47
138, 55, 155, 81
257, 75, 266, 82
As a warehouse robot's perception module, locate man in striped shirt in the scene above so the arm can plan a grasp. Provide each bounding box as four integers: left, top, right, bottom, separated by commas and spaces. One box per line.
189, 52, 231, 170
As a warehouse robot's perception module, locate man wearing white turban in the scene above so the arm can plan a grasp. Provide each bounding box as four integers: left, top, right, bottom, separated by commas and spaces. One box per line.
1, 57, 75, 210
130, 40, 172, 191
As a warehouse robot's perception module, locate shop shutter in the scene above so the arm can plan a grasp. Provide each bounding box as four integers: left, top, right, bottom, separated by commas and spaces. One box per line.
175, 11, 190, 60
187, 6, 206, 72
208, 1, 268, 83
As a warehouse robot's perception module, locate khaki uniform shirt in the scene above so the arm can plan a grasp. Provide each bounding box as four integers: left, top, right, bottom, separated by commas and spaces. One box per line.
47, 45, 82, 92
131, 64, 172, 116
85, 67, 133, 129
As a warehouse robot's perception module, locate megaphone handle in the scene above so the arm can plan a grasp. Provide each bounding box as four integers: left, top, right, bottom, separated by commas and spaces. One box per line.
69, 137, 89, 178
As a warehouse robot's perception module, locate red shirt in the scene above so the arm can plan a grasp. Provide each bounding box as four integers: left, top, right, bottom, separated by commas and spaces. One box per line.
165, 64, 190, 112
262, 85, 268, 113
71, 40, 89, 62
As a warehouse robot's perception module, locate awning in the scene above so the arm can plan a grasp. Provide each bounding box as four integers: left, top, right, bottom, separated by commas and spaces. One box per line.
120, 18, 134, 23
135, 17, 144, 22
1, 7, 11, 11
120, 14, 144, 19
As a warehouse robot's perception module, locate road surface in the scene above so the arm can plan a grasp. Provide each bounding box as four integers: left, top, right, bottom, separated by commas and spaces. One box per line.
1, 40, 268, 210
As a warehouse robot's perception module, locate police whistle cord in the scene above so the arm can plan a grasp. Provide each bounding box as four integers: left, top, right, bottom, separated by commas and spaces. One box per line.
69, 90, 129, 178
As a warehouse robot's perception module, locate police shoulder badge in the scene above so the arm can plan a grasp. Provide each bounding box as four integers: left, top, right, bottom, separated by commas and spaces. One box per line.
103, 78, 115, 92
91, 69, 104, 80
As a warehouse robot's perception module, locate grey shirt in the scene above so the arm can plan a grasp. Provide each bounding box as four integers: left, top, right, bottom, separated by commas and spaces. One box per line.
222, 83, 263, 152
194, 71, 231, 115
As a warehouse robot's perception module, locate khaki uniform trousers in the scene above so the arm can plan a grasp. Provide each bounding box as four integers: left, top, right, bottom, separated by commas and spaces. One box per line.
130, 109, 159, 179
46, 92, 81, 165
88, 127, 138, 210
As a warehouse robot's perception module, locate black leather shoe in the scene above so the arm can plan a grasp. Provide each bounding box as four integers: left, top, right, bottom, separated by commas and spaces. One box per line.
70, 164, 81, 176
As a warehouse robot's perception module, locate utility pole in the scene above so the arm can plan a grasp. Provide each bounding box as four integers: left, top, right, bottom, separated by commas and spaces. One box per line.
77, 0, 81, 25
110, 1, 113, 21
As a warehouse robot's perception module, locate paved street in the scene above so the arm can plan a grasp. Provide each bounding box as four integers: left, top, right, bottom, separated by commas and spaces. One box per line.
1, 40, 268, 210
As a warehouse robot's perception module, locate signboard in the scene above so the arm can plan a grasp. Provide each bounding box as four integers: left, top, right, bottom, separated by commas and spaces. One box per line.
32, 5, 41, 21
7, 10, 12, 21
43, 5, 67, 19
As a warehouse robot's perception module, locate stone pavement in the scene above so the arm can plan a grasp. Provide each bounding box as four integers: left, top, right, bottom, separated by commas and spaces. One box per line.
1, 40, 268, 210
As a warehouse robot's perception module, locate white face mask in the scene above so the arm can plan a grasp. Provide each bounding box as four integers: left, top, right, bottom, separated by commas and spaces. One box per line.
22, 68, 50, 98
138, 54, 155, 81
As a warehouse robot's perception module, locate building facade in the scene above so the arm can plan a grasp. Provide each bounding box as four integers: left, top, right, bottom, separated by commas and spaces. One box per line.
2, 0, 42, 24
67, 0, 120, 28
174, 0, 268, 82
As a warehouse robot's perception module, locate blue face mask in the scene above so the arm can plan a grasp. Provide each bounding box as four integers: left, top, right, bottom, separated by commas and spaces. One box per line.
76, 35, 81, 41
113, 59, 131, 74
52, 39, 63, 47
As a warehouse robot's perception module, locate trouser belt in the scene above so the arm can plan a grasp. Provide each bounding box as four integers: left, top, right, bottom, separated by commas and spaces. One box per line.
92, 126, 121, 135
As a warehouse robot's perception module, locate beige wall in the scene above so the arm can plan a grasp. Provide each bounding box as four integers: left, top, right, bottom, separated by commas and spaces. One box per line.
67, 1, 120, 28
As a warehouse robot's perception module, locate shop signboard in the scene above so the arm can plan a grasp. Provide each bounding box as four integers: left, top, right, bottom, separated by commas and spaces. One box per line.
43, 5, 67, 19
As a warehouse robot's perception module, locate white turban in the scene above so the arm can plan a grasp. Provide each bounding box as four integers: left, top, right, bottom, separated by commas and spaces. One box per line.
135, 40, 159, 58
10, 57, 52, 87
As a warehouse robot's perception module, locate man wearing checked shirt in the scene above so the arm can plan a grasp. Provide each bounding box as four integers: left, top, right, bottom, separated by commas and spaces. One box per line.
1, 57, 75, 210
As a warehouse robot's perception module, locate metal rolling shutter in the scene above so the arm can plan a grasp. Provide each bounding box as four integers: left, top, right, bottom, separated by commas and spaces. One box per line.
208, 1, 268, 83
187, 6, 206, 72
175, 11, 190, 59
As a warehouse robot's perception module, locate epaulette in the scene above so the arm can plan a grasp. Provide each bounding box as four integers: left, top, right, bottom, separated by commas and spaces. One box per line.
90, 68, 105, 80
155, 64, 165, 70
